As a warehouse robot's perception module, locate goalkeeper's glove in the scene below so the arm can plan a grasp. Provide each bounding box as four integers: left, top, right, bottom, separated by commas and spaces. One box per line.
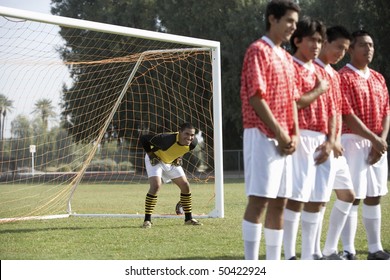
172, 158, 183, 166
149, 154, 161, 166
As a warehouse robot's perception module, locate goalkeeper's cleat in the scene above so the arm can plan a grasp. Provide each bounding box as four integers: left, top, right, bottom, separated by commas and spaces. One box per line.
141, 221, 152, 228
184, 219, 203, 226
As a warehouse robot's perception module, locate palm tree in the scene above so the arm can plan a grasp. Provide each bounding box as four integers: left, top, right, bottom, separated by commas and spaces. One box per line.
32, 98, 56, 132
0, 93, 14, 140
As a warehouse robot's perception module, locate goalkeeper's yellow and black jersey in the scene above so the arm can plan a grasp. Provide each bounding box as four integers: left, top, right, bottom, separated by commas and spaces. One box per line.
141, 132, 198, 164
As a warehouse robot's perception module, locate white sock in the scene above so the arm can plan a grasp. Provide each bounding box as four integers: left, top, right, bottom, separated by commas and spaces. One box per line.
341, 204, 358, 254
264, 228, 284, 260
362, 204, 383, 253
322, 200, 352, 256
283, 209, 301, 259
301, 211, 320, 260
242, 220, 262, 260
314, 206, 326, 257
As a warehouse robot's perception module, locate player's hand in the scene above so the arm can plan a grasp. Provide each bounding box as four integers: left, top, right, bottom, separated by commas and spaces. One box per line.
333, 141, 344, 158
282, 134, 298, 155
315, 75, 329, 95
276, 130, 295, 155
314, 141, 332, 165
371, 135, 387, 155
368, 148, 383, 165
172, 158, 183, 166
149, 155, 161, 166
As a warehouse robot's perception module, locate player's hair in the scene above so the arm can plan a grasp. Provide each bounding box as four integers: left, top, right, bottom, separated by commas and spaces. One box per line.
350, 30, 373, 47
290, 16, 326, 54
326, 25, 352, 43
265, 0, 301, 31
179, 122, 195, 132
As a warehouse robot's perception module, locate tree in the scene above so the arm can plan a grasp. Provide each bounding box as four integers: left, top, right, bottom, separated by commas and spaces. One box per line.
32, 98, 57, 132
154, 0, 267, 149
300, 0, 390, 86
51, 0, 390, 150
11, 114, 32, 139
0, 93, 14, 141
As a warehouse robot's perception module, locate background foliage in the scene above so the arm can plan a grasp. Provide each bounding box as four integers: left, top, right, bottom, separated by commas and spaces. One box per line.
49, 0, 390, 150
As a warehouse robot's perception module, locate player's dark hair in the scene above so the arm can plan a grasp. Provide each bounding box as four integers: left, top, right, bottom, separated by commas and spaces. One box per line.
179, 122, 195, 132
265, 0, 301, 31
290, 16, 326, 54
350, 30, 373, 47
326, 25, 352, 43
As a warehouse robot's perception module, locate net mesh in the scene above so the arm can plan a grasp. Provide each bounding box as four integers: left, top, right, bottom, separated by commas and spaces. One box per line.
0, 15, 216, 222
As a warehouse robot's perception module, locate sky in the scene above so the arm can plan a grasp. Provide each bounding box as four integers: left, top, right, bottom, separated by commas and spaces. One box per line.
0, 0, 52, 14
0, 0, 68, 137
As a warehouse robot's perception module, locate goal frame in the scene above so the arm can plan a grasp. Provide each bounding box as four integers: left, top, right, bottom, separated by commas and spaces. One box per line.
0, 6, 224, 219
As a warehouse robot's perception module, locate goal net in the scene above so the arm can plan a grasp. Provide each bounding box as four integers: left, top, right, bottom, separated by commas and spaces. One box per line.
0, 7, 223, 223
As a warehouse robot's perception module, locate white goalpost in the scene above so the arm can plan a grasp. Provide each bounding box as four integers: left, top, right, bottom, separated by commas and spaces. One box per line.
0, 6, 224, 222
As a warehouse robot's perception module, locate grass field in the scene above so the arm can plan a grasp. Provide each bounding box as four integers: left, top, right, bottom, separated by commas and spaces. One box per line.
0, 179, 389, 260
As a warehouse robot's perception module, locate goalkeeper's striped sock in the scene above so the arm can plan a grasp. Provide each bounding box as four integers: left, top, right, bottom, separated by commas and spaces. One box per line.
180, 193, 193, 221
144, 193, 157, 222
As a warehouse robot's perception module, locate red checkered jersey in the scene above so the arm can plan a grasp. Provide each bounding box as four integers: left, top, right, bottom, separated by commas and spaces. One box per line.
340, 64, 390, 134
294, 57, 335, 134
314, 58, 342, 133
240, 36, 298, 138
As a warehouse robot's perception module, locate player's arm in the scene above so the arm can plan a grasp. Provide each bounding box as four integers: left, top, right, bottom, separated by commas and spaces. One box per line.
367, 114, 390, 164
343, 113, 387, 152
315, 115, 336, 165
296, 75, 329, 109
249, 93, 293, 155
290, 100, 299, 151
343, 113, 387, 165
333, 114, 344, 157
140, 134, 161, 164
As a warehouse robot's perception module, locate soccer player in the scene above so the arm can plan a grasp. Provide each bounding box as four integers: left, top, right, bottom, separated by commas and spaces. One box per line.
240, 0, 300, 260
140, 122, 202, 228
313, 26, 356, 260
282, 17, 335, 260
340, 30, 390, 260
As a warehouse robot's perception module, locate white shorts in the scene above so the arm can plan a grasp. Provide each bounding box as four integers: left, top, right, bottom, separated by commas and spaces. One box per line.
331, 156, 354, 191
243, 128, 292, 199
341, 134, 388, 199
291, 130, 334, 202
145, 154, 185, 183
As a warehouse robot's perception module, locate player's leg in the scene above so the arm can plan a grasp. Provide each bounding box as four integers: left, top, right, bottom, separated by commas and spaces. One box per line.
172, 175, 202, 226
142, 176, 161, 228
308, 146, 335, 259
242, 128, 287, 260
243, 195, 267, 260
340, 134, 367, 256
363, 152, 389, 260
313, 203, 326, 259
362, 196, 388, 259
283, 199, 303, 260
265, 197, 287, 260
322, 156, 355, 259
301, 201, 322, 259
323, 191, 354, 256
142, 154, 163, 228
283, 130, 317, 260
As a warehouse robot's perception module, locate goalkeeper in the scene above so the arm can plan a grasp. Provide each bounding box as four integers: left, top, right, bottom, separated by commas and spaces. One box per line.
140, 122, 202, 228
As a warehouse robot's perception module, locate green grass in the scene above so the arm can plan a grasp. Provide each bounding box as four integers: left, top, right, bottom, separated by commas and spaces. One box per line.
0, 179, 389, 260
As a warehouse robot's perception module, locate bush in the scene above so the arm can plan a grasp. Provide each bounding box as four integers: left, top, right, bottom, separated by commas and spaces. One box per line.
86, 159, 117, 172
118, 161, 133, 171
57, 164, 72, 172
